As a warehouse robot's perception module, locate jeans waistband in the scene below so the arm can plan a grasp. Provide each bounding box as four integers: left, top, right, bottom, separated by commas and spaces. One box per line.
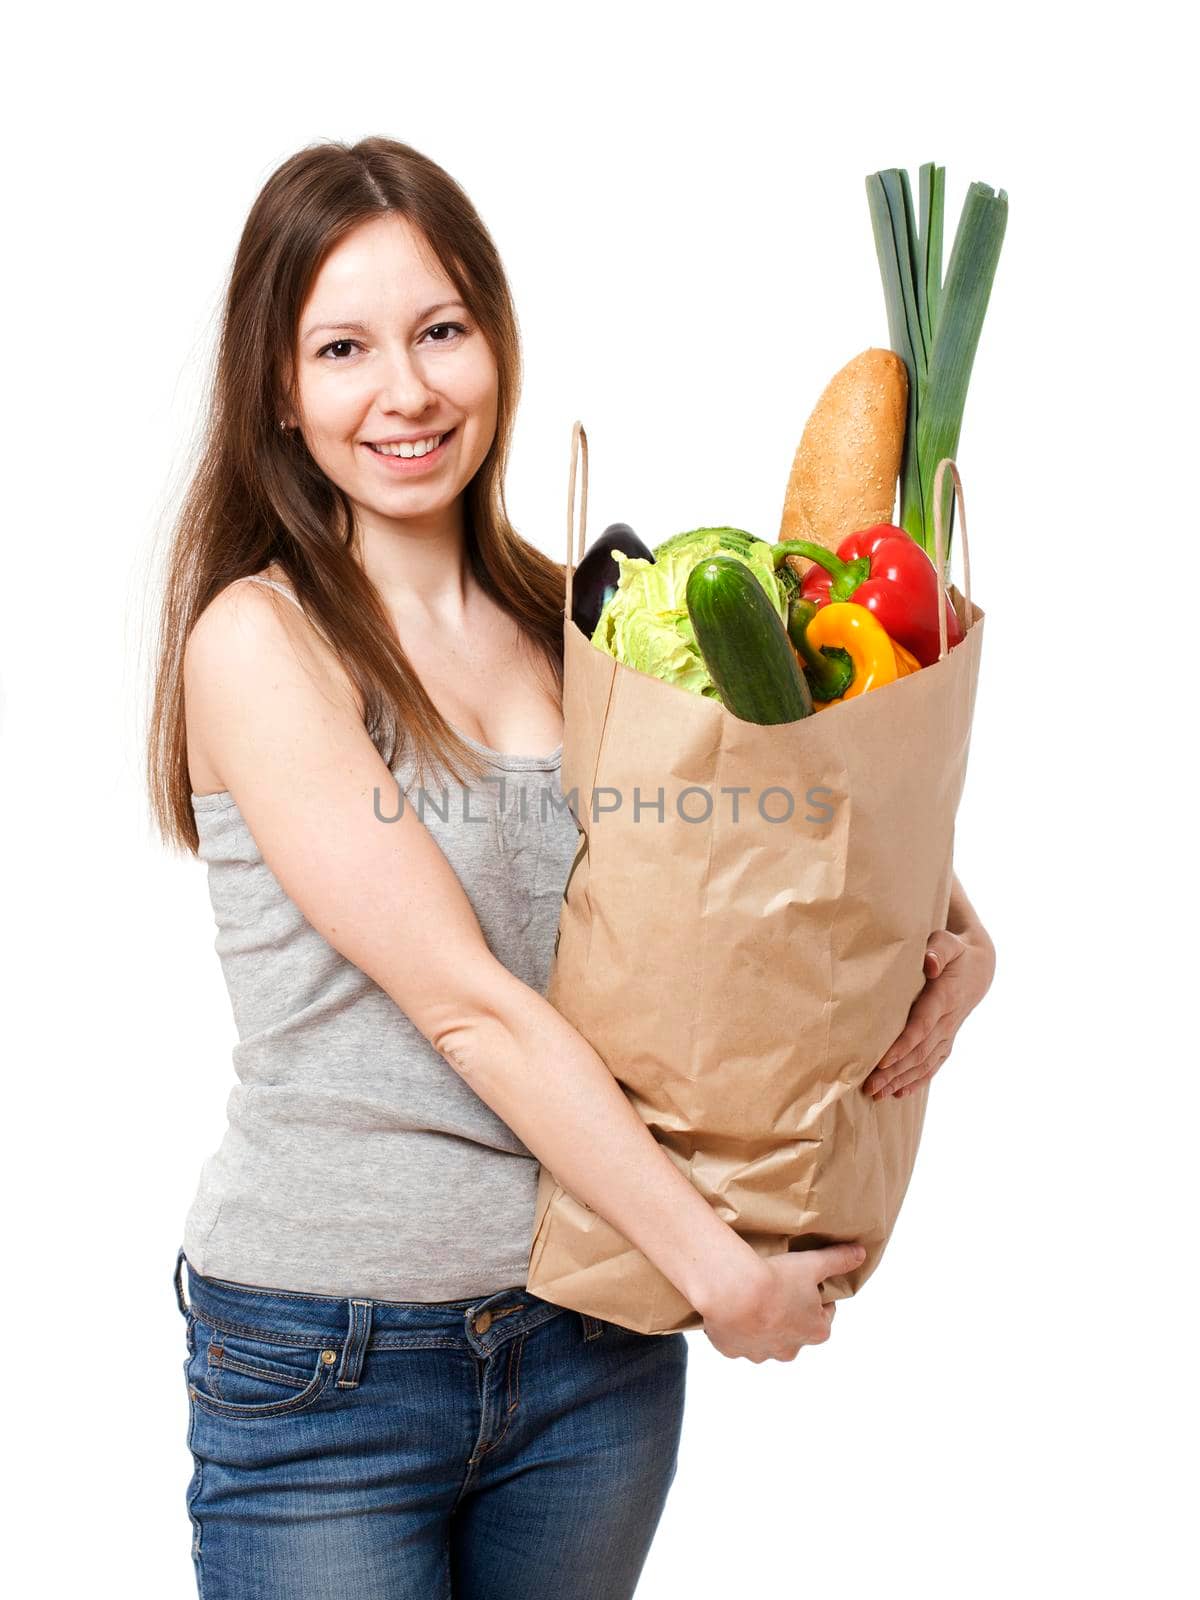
173, 1247, 578, 1372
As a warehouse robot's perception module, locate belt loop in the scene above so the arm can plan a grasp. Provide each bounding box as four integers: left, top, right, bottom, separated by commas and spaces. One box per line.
173, 1247, 191, 1318
336, 1298, 373, 1389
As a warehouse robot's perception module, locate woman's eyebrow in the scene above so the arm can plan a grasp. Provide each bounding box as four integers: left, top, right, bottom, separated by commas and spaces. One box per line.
302, 301, 468, 340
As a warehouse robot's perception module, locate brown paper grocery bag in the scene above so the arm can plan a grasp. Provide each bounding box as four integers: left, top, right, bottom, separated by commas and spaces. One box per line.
525, 423, 985, 1334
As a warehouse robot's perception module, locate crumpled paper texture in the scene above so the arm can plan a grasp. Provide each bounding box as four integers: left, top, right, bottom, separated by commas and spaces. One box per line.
526, 587, 984, 1333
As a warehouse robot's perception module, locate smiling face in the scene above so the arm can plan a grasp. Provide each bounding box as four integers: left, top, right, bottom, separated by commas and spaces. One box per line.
286, 212, 499, 545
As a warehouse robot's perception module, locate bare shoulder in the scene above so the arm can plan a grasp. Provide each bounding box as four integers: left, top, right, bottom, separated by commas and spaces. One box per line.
185, 569, 363, 795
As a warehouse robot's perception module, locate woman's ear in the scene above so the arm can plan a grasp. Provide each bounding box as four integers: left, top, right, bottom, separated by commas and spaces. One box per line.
277, 355, 298, 430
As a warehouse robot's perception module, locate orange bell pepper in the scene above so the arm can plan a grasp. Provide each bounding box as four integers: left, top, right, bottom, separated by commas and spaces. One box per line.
787, 599, 921, 710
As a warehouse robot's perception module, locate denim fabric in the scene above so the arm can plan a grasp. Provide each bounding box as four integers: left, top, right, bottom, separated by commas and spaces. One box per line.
173, 1246, 688, 1598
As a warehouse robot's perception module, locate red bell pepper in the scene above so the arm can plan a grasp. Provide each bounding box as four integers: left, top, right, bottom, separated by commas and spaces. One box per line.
775, 523, 963, 668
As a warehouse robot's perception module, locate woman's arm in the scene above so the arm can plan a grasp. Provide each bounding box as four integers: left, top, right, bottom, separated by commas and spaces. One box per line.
947, 871, 991, 947
185, 581, 769, 1321
862, 870, 997, 1099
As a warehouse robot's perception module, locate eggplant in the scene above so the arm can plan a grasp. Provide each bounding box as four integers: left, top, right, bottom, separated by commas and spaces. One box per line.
570, 523, 655, 637
571, 521, 654, 636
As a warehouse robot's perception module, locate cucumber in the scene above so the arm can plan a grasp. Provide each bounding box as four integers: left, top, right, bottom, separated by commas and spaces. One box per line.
685, 556, 813, 724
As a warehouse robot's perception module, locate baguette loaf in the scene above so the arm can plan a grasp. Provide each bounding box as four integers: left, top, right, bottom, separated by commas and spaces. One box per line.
778, 347, 907, 580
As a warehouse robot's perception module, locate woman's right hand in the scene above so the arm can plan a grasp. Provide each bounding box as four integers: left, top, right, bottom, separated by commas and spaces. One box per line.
700, 1242, 867, 1362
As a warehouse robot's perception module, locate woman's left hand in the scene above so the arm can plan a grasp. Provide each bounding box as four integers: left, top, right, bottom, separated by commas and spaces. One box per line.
862, 926, 996, 1100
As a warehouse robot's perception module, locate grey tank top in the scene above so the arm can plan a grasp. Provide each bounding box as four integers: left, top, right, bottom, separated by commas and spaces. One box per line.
181, 575, 580, 1302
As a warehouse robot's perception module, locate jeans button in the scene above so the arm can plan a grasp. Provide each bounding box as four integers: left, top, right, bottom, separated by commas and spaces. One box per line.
474, 1311, 492, 1334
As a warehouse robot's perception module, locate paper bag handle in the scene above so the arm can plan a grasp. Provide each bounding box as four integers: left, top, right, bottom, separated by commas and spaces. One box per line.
564, 419, 589, 624
932, 457, 974, 663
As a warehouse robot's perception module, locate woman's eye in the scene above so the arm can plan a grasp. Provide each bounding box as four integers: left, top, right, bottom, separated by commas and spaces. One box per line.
316, 325, 467, 361
317, 339, 360, 361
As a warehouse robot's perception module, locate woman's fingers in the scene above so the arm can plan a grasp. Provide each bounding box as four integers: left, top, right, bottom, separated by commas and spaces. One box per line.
868, 994, 946, 1092
864, 930, 966, 1096
923, 928, 966, 980
872, 1033, 952, 1098
866, 927, 990, 1099
875, 1006, 937, 1076
885, 1038, 953, 1097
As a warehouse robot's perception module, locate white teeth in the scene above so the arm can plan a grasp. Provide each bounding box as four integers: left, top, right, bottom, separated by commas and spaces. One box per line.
369, 433, 444, 458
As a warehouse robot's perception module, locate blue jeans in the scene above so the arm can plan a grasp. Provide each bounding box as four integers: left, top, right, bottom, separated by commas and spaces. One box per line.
173, 1247, 688, 1598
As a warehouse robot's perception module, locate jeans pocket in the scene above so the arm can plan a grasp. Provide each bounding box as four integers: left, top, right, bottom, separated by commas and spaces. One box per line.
187, 1317, 339, 1420
581, 1314, 666, 1344
595, 1320, 689, 1362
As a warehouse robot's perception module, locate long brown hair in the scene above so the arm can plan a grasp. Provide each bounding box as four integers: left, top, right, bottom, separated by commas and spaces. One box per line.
144, 136, 565, 855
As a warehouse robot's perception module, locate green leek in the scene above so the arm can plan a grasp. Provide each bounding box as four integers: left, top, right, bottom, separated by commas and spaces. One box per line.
866, 163, 1007, 568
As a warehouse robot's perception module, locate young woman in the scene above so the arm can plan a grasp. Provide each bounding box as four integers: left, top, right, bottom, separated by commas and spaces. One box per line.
148, 136, 995, 1599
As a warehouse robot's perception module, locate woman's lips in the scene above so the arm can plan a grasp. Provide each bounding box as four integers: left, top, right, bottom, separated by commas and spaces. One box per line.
362, 428, 455, 473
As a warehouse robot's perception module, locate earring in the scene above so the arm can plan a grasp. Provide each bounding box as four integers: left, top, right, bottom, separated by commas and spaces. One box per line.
279, 419, 288, 431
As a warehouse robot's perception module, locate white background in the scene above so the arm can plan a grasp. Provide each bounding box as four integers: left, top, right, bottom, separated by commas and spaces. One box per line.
3, 3, 1194, 1595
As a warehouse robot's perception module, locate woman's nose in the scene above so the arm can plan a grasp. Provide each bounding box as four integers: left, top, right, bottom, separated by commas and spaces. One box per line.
374, 347, 437, 414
